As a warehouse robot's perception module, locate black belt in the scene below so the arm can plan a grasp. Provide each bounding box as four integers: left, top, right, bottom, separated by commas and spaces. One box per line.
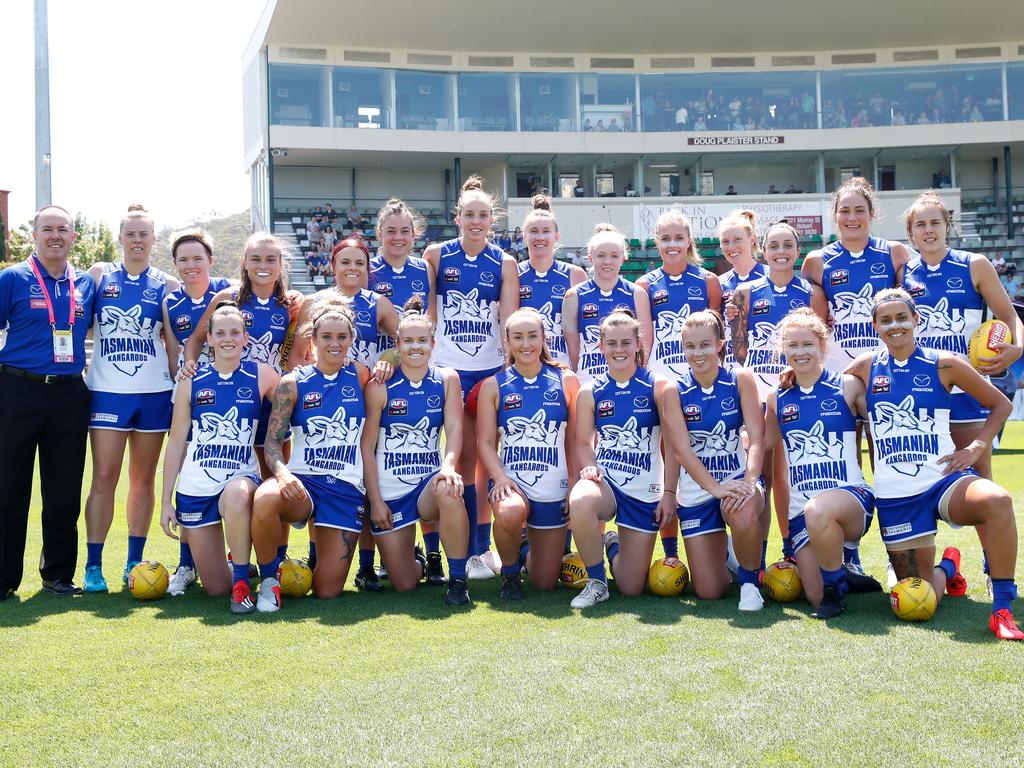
0, 364, 83, 384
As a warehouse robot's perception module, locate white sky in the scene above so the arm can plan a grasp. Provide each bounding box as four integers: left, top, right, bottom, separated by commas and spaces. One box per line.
0, 0, 267, 232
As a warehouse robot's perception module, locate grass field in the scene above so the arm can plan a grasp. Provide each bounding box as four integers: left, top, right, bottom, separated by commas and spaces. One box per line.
3, 427, 1024, 767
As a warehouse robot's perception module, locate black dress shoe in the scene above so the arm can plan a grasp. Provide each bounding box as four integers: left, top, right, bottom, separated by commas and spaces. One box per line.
811, 585, 846, 619
843, 564, 883, 593
41, 579, 83, 596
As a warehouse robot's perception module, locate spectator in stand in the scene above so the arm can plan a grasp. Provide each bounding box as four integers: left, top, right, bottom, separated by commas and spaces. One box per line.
305, 216, 320, 247
583, 119, 593, 132
347, 204, 364, 232
608, 118, 622, 132
768, 184, 780, 194
725, 185, 738, 196
1000, 265, 1021, 299
573, 179, 586, 197
594, 119, 607, 132
311, 205, 323, 218
324, 203, 337, 222
511, 227, 526, 261
497, 229, 512, 253
785, 184, 798, 194
892, 109, 907, 126
992, 251, 1008, 276
322, 225, 337, 252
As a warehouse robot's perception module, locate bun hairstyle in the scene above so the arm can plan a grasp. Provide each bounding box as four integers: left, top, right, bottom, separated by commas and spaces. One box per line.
376, 198, 426, 241
501, 307, 565, 369
397, 294, 435, 336
237, 231, 290, 308
171, 228, 214, 261
718, 208, 760, 257
654, 208, 701, 267
599, 307, 644, 367
777, 307, 830, 355
310, 295, 357, 338
120, 203, 154, 235
532, 193, 552, 212
681, 309, 727, 362
871, 287, 917, 318
902, 190, 955, 243
831, 176, 880, 220
332, 234, 371, 262
588, 222, 629, 260
522, 192, 559, 235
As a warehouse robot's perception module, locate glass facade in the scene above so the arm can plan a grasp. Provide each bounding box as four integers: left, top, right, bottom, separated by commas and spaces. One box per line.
269, 61, 1020, 133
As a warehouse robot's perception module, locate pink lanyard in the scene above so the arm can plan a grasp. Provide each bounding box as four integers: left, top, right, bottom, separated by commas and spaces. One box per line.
29, 255, 76, 329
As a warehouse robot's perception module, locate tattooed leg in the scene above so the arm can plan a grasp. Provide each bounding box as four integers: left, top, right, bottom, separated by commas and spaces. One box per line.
313, 528, 361, 599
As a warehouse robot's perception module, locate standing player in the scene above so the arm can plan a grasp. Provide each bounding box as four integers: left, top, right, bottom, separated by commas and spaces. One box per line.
660, 311, 766, 610
516, 195, 587, 367
361, 298, 471, 606
851, 289, 1022, 640
567, 310, 674, 609
424, 176, 519, 580
717, 210, 767, 368
82, 204, 179, 593
251, 299, 370, 607
562, 224, 653, 385
765, 309, 879, 619
159, 303, 279, 612
477, 308, 580, 600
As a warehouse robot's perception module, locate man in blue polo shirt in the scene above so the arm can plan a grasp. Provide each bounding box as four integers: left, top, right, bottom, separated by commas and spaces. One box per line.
0, 205, 96, 598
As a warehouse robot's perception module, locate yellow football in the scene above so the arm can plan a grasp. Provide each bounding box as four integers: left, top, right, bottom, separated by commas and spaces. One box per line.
647, 557, 690, 597
560, 552, 588, 589
277, 558, 313, 598
762, 561, 802, 602
968, 319, 1012, 369
128, 561, 169, 600
890, 577, 938, 622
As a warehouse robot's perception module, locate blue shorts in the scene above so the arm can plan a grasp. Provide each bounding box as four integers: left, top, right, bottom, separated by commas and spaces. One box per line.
876, 471, 975, 546
372, 475, 430, 535
89, 390, 172, 432
460, 366, 501, 401
175, 475, 261, 529
610, 484, 659, 534
949, 391, 990, 424
789, 484, 875, 553
677, 497, 725, 539
527, 498, 568, 529
299, 474, 366, 533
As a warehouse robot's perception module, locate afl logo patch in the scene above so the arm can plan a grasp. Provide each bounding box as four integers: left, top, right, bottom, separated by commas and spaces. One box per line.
905, 281, 925, 298
829, 269, 849, 287
303, 391, 322, 410
375, 282, 394, 297
196, 388, 216, 406
684, 404, 701, 423
174, 315, 192, 332
503, 393, 523, 411
652, 289, 669, 306
752, 298, 770, 316
102, 283, 121, 298
781, 403, 800, 423
241, 311, 254, 328
721, 290, 734, 304
388, 398, 408, 416
872, 375, 891, 394
444, 267, 461, 283
519, 285, 533, 301
597, 399, 615, 419
581, 303, 599, 320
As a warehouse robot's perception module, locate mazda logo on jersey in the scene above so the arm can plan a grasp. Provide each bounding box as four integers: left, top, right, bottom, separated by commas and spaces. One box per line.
29, 284, 42, 295
829, 269, 849, 286
480, 272, 495, 286
597, 399, 615, 419
872, 375, 891, 394
388, 398, 408, 416
502, 393, 523, 411
870, 263, 886, 275
552, 284, 566, 296
444, 267, 461, 283
303, 391, 322, 409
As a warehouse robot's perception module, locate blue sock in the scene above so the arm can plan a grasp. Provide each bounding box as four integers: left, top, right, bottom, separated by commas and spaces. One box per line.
464, 486, 479, 557
782, 537, 795, 560
982, 550, 990, 575
358, 548, 375, 571
308, 540, 317, 566
605, 538, 620, 566
259, 561, 278, 580
448, 556, 468, 580
564, 530, 573, 555
86, 542, 104, 569
992, 579, 1018, 613
423, 531, 440, 554
501, 562, 522, 577
127, 535, 146, 564
277, 544, 288, 562
585, 560, 606, 583
476, 522, 492, 555
661, 536, 678, 559
820, 565, 849, 596
843, 544, 861, 567
937, 557, 957, 582
178, 541, 194, 569
231, 562, 250, 583
760, 540, 768, 571
738, 566, 760, 586
518, 530, 531, 566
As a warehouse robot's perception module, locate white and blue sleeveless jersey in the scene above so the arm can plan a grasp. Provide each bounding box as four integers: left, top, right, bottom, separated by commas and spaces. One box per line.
575, 277, 637, 384
176, 362, 262, 496
592, 368, 663, 502
518, 260, 573, 365
676, 368, 747, 507
820, 236, 897, 369
165, 277, 232, 366
719, 263, 767, 368
646, 264, 710, 379
87, 264, 172, 393
777, 370, 866, 520
743, 276, 814, 399
902, 249, 984, 360
376, 366, 445, 501
867, 348, 957, 499
434, 239, 504, 371
370, 254, 430, 354
497, 364, 570, 503
237, 291, 289, 372
286, 363, 365, 490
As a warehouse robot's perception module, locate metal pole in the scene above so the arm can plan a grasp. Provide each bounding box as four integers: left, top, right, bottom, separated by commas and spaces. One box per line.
264, 48, 275, 230
35, 0, 52, 210
1005, 145, 1014, 239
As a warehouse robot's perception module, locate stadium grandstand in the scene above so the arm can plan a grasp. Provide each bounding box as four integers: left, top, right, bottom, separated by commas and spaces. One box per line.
242, 0, 1024, 293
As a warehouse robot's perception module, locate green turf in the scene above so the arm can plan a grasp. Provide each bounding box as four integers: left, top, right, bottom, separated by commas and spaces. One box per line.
3, 427, 1024, 767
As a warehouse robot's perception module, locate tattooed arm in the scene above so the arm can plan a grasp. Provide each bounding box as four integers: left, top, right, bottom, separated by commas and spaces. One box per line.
730, 284, 750, 366
265, 374, 305, 500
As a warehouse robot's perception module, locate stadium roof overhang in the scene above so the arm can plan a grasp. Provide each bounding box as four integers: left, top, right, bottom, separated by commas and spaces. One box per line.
249, 0, 1023, 56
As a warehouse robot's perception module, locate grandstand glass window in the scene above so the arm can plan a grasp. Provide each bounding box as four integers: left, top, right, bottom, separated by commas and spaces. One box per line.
1007, 62, 1024, 120
395, 70, 455, 130
458, 73, 515, 131
332, 67, 391, 128
270, 64, 330, 127
580, 74, 636, 132
520, 73, 578, 132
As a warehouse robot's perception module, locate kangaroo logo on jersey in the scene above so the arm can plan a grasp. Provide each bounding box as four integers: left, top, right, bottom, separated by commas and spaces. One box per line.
193, 406, 254, 483
785, 420, 842, 464
598, 416, 653, 486
747, 322, 784, 383
98, 305, 158, 376
579, 324, 607, 377
917, 298, 967, 353
502, 409, 561, 487
688, 420, 741, 481
831, 283, 878, 358
653, 305, 693, 376
383, 416, 440, 486
536, 301, 565, 353
872, 395, 938, 476
442, 289, 494, 355
302, 406, 361, 472
243, 331, 279, 366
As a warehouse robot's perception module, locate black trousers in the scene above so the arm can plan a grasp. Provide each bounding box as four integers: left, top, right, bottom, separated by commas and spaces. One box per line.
0, 372, 90, 591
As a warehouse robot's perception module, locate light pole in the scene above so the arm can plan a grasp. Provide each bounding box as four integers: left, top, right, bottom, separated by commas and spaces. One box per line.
35, 0, 52, 210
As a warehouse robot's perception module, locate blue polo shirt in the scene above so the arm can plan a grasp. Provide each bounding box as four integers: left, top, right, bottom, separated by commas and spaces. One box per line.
0, 255, 97, 375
